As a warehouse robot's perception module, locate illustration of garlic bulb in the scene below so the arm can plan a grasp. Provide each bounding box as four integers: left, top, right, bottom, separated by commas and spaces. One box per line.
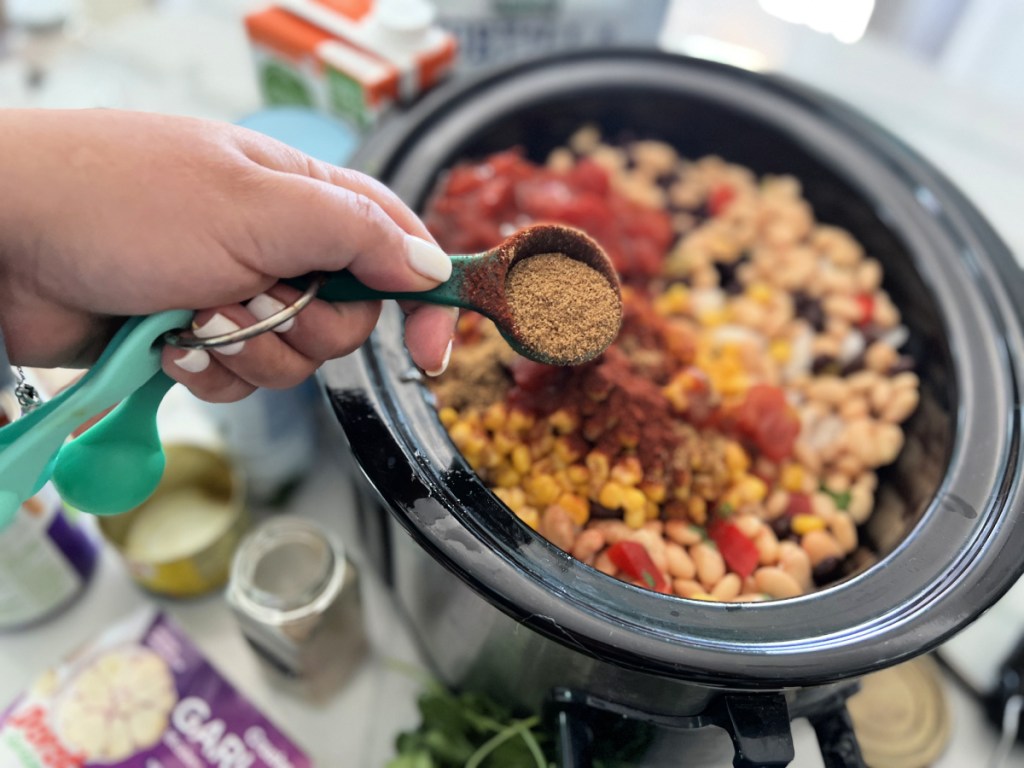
52, 647, 178, 762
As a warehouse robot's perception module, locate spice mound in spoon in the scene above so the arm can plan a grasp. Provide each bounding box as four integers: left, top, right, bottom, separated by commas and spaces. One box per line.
505, 250, 622, 365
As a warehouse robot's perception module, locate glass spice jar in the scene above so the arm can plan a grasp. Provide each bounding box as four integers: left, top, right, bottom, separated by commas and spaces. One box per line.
226, 517, 367, 702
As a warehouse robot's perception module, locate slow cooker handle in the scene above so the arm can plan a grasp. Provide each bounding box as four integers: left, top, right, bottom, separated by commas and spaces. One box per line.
546, 686, 866, 768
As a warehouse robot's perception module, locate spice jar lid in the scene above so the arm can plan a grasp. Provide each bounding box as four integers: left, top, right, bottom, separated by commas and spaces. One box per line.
228, 517, 347, 622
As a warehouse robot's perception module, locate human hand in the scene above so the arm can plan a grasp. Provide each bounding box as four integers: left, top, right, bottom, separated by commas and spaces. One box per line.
0, 109, 457, 402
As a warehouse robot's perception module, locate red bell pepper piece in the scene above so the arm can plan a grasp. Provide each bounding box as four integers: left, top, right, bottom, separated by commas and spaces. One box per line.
606, 540, 668, 592
854, 293, 875, 326
707, 520, 759, 579
706, 183, 736, 216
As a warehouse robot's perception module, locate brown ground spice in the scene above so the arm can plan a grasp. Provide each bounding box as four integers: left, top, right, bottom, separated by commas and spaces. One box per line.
431, 319, 517, 410
505, 253, 622, 365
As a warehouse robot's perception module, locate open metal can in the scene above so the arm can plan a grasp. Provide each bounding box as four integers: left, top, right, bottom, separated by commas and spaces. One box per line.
98, 444, 247, 597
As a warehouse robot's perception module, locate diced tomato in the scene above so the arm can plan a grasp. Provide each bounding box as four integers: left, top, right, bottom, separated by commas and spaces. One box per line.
854, 293, 874, 326
734, 384, 800, 462
707, 520, 759, 579
606, 540, 668, 592
425, 148, 674, 282
568, 158, 611, 195
706, 183, 736, 216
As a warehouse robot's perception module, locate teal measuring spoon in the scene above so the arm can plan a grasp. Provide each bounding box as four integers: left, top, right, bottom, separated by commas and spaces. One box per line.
0, 310, 191, 527
0, 225, 619, 523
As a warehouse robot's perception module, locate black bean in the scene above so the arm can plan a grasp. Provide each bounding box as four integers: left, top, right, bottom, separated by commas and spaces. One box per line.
655, 171, 678, 190
812, 556, 843, 586
812, 356, 842, 375
589, 503, 621, 520
770, 516, 792, 539
714, 252, 750, 295
793, 291, 826, 331
840, 353, 867, 376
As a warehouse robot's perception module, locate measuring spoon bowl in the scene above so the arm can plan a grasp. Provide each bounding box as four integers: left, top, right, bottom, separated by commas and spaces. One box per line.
52, 372, 176, 515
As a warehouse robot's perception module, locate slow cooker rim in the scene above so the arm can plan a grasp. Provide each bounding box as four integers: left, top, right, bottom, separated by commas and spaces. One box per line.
330, 48, 1024, 686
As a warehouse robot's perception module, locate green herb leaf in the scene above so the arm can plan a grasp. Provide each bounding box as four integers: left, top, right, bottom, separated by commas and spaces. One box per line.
821, 486, 852, 511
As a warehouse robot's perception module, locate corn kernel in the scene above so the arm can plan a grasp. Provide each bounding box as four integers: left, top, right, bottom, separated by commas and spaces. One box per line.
688, 496, 708, 525
725, 442, 750, 475
792, 514, 827, 535
448, 421, 475, 448
645, 500, 660, 520
558, 493, 590, 527
494, 468, 522, 489
663, 380, 689, 412
531, 434, 555, 459
700, 308, 730, 327
598, 481, 626, 510
747, 282, 773, 304
780, 464, 805, 493
549, 409, 578, 435
718, 373, 750, 397
464, 434, 488, 459
494, 487, 525, 512
641, 482, 667, 504
689, 592, 716, 601
554, 437, 581, 465
567, 464, 590, 486
624, 506, 647, 529
622, 487, 647, 515
769, 339, 792, 363
517, 507, 540, 530
492, 432, 516, 457
482, 446, 503, 469
528, 474, 562, 506
611, 457, 644, 487
738, 475, 768, 504
586, 452, 611, 486
653, 283, 690, 316
511, 445, 532, 475
483, 402, 507, 432
439, 407, 459, 428
507, 409, 534, 435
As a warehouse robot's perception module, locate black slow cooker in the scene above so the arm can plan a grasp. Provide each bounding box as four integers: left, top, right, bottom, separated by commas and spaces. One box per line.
320, 50, 1024, 766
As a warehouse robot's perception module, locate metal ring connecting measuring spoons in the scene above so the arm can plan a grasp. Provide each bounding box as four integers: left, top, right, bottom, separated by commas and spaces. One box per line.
162, 274, 328, 350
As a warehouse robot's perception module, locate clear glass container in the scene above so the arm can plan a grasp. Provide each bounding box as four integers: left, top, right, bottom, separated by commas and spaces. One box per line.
227, 517, 366, 702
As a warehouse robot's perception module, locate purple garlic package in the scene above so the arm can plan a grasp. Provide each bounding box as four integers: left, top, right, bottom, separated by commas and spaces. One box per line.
0, 608, 310, 767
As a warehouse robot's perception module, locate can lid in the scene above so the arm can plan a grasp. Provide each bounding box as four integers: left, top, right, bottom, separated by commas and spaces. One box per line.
229, 517, 346, 618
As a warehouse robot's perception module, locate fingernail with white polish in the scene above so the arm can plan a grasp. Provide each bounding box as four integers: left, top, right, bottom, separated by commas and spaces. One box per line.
425, 338, 453, 378
193, 313, 245, 355
172, 349, 211, 373
405, 236, 452, 283
246, 293, 294, 333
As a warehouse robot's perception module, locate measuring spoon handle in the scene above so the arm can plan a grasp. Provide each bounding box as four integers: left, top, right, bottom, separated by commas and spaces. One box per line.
288, 255, 481, 308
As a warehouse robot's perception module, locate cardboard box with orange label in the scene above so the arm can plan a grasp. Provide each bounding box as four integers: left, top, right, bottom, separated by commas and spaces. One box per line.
245, 0, 458, 129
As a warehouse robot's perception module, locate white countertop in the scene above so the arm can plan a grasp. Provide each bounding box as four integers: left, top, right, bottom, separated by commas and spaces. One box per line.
1, 1, 1023, 765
